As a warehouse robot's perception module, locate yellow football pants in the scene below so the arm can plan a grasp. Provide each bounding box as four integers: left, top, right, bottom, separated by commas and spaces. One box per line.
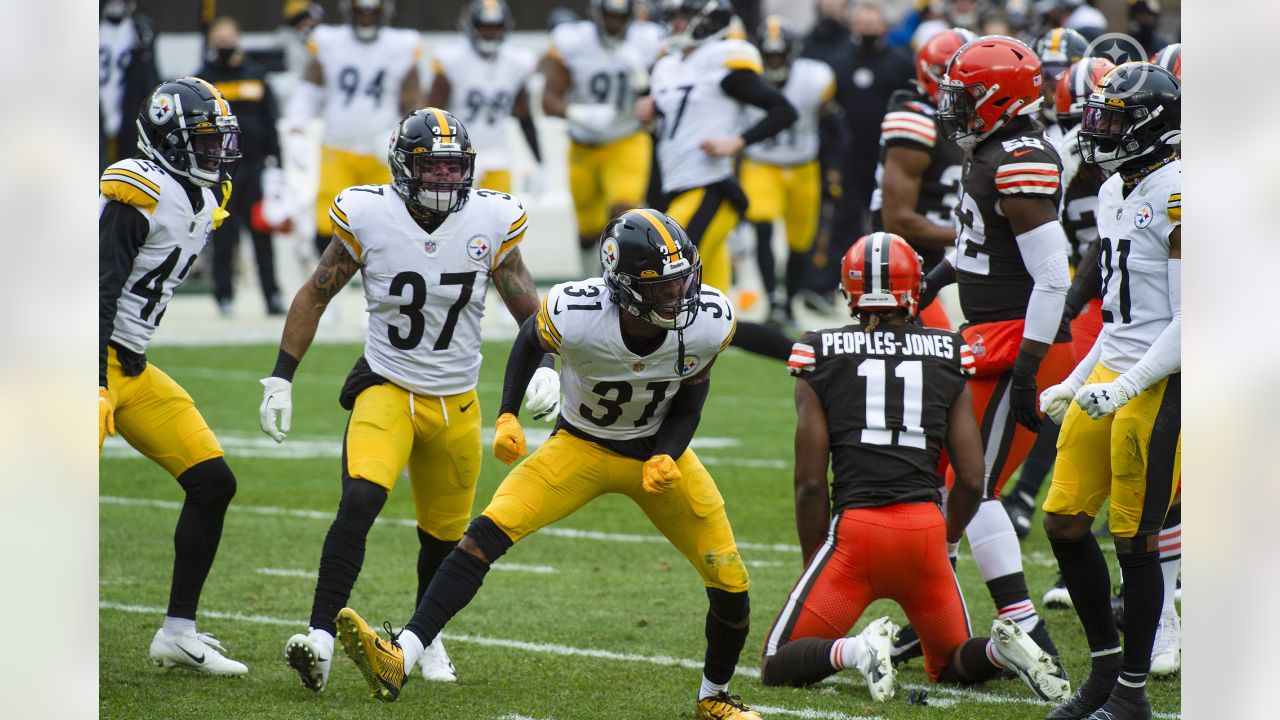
104, 347, 223, 478
345, 382, 482, 541
482, 431, 750, 592
315, 146, 391, 237
665, 187, 740, 292
569, 131, 653, 237
1043, 365, 1182, 538
739, 158, 821, 253
477, 169, 511, 194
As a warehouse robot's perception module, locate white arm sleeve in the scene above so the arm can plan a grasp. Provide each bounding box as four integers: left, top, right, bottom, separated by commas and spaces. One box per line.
285, 79, 323, 133
1116, 258, 1181, 397
1016, 220, 1071, 344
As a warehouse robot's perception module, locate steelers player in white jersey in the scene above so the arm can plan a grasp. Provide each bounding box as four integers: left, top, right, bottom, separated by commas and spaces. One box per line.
334, 210, 765, 720
285, 0, 423, 260
427, 0, 541, 194
259, 108, 559, 694
540, 0, 664, 274
638, 0, 797, 292
99, 78, 247, 676
739, 15, 843, 326
1037, 64, 1181, 720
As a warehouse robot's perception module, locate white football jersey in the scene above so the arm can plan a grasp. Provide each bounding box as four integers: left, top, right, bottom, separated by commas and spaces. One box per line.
432, 41, 537, 173
99, 158, 216, 354
651, 38, 763, 193
548, 20, 663, 145
329, 186, 528, 395
742, 58, 834, 166
308, 24, 422, 155
1094, 159, 1181, 373
99, 18, 135, 137
537, 279, 736, 441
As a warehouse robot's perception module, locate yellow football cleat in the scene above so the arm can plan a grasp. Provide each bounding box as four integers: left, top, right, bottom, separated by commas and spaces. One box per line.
696, 692, 764, 719
335, 608, 409, 703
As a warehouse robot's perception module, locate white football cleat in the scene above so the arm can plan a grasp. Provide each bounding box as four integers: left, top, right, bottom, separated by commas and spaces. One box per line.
1149, 607, 1181, 677
419, 637, 457, 682
149, 628, 248, 676
989, 618, 1069, 703
1042, 575, 1073, 610
856, 617, 898, 701
285, 631, 332, 691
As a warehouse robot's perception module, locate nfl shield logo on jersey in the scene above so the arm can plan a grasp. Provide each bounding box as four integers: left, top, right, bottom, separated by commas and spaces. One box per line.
423, 239, 438, 256
467, 235, 490, 261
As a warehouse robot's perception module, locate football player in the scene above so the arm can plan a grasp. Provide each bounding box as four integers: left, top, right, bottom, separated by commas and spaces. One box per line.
638, 0, 797, 292
1037, 63, 1181, 720
761, 234, 1069, 705
1032, 27, 1088, 153
333, 210, 763, 720
285, 0, 422, 260
259, 108, 560, 693
427, 0, 541, 194
739, 15, 845, 326
540, 0, 664, 275
918, 35, 1074, 665
869, 27, 974, 330
99, 77, 247, 675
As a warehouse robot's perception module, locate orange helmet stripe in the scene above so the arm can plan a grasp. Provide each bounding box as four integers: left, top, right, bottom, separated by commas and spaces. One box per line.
633, 209, 679, 260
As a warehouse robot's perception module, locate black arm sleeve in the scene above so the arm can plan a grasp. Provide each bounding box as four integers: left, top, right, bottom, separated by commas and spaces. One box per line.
652, 377, 711, 459
262, 74, 283, 163
518, 115, 542, 164
99, 201, 149, 387
817, 104, 850, 173
499, 315, 552, 416
719, 69, 798, 146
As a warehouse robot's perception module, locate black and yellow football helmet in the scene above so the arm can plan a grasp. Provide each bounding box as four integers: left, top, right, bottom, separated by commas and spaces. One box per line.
388, 108, 476, 214
600, 209, 702, 331
135, 77, 240, 188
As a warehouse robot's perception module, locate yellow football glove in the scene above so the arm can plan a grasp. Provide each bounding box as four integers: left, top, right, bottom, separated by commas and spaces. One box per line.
642, 454, 681, 495
99, 386, 116, 451
493, 412, 527, 465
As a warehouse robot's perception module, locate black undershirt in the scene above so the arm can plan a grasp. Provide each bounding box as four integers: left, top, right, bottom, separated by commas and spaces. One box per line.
719, 69, 798, 146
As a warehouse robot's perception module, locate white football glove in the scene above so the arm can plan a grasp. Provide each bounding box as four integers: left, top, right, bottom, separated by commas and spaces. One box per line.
1074, 382, 1132, 420
259, 377, 293, 443
285, 131, 313, 172
566, 103, 617, 134
1038, 382, 1079, 425
523, 366, 561, 422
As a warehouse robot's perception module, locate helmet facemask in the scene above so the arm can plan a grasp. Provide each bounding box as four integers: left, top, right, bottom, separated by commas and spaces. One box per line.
938, 79, 1038, 152
141, 114, 241, 188
613, 263, 703, 330
391, 147, 474, 214
1078, 100, 1170, 171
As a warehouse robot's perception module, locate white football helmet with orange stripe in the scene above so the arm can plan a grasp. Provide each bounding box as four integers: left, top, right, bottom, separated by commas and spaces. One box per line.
135, 77, 240, 188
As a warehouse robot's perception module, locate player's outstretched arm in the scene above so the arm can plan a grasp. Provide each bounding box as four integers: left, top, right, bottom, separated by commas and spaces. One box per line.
513, 87, 542, 163
792, 378, 832, 564
538, 53, 571, 118
944, 385, 985, 543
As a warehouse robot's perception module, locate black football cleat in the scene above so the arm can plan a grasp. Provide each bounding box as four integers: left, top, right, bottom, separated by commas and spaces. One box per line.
1085, 687, 1152, 720
1046, 673, 1117, 720
890, 623, 923, 667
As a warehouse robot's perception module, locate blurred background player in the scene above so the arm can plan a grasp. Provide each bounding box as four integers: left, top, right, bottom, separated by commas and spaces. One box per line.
428, 0, 541, 195
640, 0, 796, 294
1034, 0, 1106, 41
739, 15, 845, 327
260, 108, 557, 693
1038, 62, 1180, 720
199, 16, 286, 317
100, 77, 246, 676
869, 27, 973, 330
99, 0, 159, 171
911, 35, 1073, 669
334, 210, 762, 720
1032, 26, 1088, 152
286, 0, 423, 262
540, 0, 664, 276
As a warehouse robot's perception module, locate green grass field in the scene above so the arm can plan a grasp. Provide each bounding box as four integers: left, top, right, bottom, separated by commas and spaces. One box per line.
99, 341, 1181, 720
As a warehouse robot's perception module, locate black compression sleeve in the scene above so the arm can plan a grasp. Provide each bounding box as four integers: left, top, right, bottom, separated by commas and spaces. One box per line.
499, 315, 551, 416
518, 114, 542, 164
652, 377, 711, 458
99, 200, 149, 387
720, 69, 798, 146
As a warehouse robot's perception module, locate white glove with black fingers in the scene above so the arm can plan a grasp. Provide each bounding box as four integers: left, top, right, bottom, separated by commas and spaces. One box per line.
259, 377, 293, 443
1074, 380, 1133, 420
523, 366, 561, 422
1038, 381, 1080, 425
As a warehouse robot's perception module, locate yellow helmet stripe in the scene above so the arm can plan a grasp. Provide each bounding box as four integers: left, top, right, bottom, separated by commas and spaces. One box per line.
1050, 28, 1063, 54
767, 15, 781, 43
189, 76, 230, 116
633, 209, 679, 260
428, 107, 453, 142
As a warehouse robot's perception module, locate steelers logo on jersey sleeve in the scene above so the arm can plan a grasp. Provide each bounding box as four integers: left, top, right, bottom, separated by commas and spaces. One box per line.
679, 354, 701, 376
467, 234, 491, 261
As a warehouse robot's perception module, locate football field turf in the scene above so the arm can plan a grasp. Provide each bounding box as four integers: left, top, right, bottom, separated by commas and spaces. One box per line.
100, 341, 1181, 719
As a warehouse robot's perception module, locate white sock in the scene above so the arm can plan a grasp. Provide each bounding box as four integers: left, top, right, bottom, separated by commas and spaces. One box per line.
399, 629, 424, 675
308, 627, 334, 655
1159, 523, 1181, 615
966, 500, 1026, 581
830, 635, 868, 673
162, 616, 196, 637
698, 674, 728, 701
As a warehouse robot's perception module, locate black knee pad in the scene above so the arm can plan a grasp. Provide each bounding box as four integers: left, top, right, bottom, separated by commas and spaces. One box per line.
467, 515, 514, 562
337, 477, 388, 528
707, 587, 750, 627
177, 457, 237, 508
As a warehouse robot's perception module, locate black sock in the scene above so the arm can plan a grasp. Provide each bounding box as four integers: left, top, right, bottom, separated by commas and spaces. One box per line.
938, 636, 1001, 684
728, 321, 792, 361
754, 222, 777, 300
167, 458, 237, 619
985, 572, 1032, 614
703, 588, 750, 685
309, 477, 387, 634
1049, 534, 1121, 655
760, 637, 837, 687
1118, 548, 1163, 685
406, 546, 491, 646
1007, 421, 1060, 501
784, 250, 808, 311
416, 529, 457, 608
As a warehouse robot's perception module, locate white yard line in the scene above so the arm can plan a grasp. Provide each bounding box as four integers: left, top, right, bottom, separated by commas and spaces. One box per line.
254, 568, 314, 578
254, 563, 556, 578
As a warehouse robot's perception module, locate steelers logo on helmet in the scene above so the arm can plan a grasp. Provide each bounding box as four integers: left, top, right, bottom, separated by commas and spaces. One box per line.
150, 94, 175, 125
1078, 62, 1180, 171
600, 237, 620, 271
135, 78, 240, 188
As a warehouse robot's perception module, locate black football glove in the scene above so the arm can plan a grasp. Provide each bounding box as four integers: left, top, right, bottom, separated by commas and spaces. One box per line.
1009, 350, 1043, 433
